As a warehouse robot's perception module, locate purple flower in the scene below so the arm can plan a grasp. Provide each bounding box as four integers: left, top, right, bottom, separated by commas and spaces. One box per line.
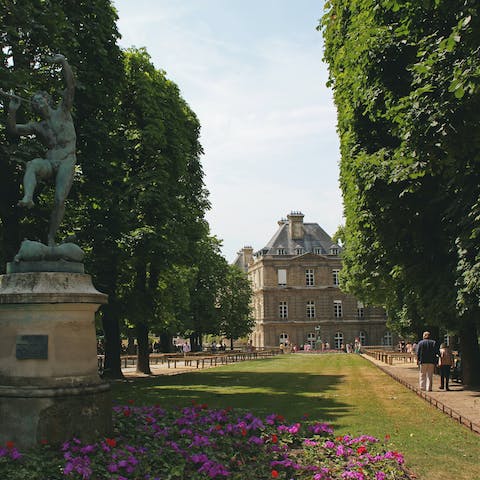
342, 471, 365, 479
80, 444, 96, 454
198, 459, 230, 477
309, 423, 334, 435
10, 449, 22, 460
248, 436, 264, 445
190, 434, 213, 447
191, 453, 209, 464
336, 444, 353, 457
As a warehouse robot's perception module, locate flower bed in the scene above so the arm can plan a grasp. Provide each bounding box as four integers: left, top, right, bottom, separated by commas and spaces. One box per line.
0, 403, 411, 479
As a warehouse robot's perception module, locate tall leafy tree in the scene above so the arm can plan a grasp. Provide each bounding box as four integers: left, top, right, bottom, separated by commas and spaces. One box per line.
217, 265, 255, 350
117, 48, 208, 373
322, 0, 480, 384
185, 235, 229, 351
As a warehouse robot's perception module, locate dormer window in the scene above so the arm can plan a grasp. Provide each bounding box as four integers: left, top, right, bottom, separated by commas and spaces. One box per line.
314, 247, 323, 255
329, 244, 339, 255
295, 247, 304, 255
277, 248, 287, 255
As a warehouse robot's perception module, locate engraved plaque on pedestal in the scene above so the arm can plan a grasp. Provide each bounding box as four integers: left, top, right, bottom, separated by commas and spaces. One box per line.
16, 335, 49, 360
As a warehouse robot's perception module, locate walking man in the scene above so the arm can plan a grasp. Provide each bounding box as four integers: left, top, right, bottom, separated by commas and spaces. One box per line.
416, 331, 439, 391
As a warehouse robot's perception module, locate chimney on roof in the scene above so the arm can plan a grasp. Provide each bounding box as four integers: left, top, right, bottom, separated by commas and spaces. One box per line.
277, 217, 288, 227
287, 211, 304, 240
242, 246, 254, 267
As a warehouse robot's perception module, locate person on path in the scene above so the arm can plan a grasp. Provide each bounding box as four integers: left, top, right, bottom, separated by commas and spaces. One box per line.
416, 331, 440, 391
182, 342, 191, 356
438, 343, 454, 391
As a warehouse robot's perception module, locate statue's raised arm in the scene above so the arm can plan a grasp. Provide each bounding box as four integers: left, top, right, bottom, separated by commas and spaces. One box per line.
47, 53, 75, 111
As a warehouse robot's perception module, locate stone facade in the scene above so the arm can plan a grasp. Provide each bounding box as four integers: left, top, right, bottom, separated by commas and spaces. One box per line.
235, 212, 394, 349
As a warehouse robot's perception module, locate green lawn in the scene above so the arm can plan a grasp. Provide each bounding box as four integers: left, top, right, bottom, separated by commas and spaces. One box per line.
112, 353, 480, 480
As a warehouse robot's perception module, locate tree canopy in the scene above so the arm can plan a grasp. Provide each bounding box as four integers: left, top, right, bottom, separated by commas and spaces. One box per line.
322, 0, 480, 384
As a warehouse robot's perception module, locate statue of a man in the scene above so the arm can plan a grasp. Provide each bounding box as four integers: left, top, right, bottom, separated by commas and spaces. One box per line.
7, 54, 76, 247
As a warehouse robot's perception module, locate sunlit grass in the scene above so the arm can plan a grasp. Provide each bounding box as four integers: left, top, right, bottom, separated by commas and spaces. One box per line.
112, 353, 480, 480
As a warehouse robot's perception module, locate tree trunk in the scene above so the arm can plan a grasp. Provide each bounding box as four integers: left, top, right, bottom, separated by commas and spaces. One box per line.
136, 322, 152, 374
230, 337, 234, 350
160, 331, 174, 352
458, 315, 480, 387
190, 332, 202, 352
101, 303, 124, 379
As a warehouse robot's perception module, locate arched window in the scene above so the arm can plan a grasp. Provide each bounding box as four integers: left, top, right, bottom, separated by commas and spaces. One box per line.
334, 331, 343, 349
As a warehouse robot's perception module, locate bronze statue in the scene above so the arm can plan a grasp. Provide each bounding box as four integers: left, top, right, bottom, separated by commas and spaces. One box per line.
7, 54, 76, 247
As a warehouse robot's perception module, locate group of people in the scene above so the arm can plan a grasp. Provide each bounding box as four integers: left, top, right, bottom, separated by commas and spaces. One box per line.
416, 331, 454, 392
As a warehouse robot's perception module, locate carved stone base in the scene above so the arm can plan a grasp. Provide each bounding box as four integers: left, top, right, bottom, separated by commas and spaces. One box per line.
0, 271, 110, 449
0, 383, 111, 448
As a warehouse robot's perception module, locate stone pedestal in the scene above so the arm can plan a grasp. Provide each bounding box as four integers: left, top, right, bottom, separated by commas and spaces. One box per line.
0, 271, 110, 449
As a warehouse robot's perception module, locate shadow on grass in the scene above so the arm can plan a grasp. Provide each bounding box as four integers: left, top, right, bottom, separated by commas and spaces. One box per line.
111, 367, 350, 427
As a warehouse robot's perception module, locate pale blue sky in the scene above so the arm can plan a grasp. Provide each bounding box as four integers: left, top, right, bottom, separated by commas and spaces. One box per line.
113, 0, 342, 261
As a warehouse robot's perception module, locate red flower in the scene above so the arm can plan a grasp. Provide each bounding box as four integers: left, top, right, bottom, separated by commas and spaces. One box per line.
241, 428, 247, 436
127, 399, 134, 405
276, 414, 285, 422
123, 408, 131, 417
200, 403, 208, 409
105, 438, 117, 448
271, 434, 278, 444
271, 470, 279, 478
215, 424, 222, 430
385, 434, 391, 441
40, 439, 48, 445
145, 416, 153, 423
357, 445, 367, 455
5, 441, 14, 450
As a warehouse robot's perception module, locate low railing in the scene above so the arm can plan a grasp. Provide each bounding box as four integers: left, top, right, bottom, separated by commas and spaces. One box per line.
370, 360, 479, 435
362, 347, 416, 365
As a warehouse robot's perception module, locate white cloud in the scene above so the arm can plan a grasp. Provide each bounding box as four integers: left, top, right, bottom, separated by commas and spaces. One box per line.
114, 0, 342, 261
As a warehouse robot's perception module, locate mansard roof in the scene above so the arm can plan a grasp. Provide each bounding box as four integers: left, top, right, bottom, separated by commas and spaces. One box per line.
255, 221, 340, 257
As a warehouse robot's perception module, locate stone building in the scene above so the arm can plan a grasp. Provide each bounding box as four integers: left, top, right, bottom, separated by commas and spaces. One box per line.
234, 212, 394, 349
